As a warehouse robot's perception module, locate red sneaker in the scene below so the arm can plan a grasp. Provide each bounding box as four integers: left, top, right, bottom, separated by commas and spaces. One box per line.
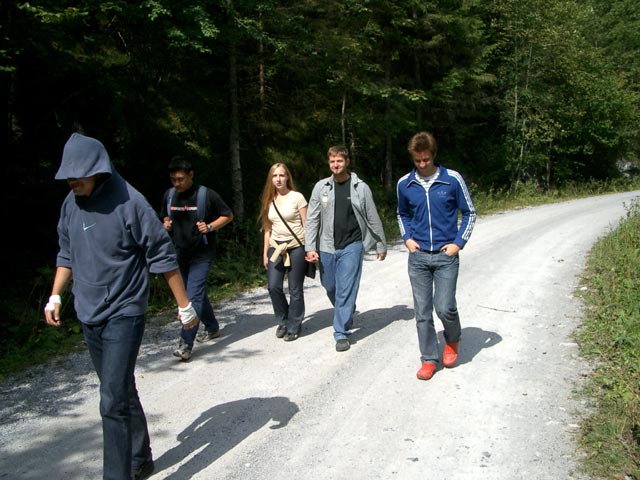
443, 341, 460, 368
416, 361, 436, 380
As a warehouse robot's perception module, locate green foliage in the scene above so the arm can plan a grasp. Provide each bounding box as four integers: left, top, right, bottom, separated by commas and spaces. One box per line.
470, 177, 640, 215
487, 0, 639, 190
577, 198, 640, 478
0, 266, 84, 382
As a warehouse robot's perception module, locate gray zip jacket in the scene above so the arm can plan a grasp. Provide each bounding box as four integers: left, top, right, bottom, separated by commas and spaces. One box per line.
305, 172, 387, 255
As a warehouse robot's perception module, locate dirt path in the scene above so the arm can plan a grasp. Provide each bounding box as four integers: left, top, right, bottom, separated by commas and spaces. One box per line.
1, 191, 638, 480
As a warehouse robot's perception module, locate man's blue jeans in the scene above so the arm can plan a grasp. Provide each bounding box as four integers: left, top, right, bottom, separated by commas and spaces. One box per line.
179, 260, 219, 346
408, 250, 461, 363
320, 241, 364, 340
82, 315, 151, 480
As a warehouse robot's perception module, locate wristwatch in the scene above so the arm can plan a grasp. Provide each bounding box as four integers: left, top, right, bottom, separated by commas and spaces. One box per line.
207, 224, 214, 232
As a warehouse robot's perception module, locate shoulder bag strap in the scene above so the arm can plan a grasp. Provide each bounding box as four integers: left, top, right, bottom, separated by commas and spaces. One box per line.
272, 200, 303, 247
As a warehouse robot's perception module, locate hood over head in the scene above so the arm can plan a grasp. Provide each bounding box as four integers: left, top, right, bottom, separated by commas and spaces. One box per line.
55, 133, 113, 180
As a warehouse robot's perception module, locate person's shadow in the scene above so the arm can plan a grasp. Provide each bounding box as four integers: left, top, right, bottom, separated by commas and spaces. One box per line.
154, 396, 299, 479
436, 326, 502, 370
301, 304, 415, 343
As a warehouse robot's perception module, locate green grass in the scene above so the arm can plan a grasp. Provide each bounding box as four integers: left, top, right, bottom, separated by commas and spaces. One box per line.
471, 177, 640, 215
576, 197, 640, 479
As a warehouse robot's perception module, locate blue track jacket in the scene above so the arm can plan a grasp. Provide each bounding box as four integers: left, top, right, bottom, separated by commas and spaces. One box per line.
396, 165, 476, 251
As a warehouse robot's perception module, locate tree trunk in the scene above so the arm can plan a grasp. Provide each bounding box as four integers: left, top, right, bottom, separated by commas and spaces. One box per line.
383, 51, 394, 193
341, 93, 347, 146
229, 42, 244, 221
258, 22, 266, 122
384, 134, 394, 193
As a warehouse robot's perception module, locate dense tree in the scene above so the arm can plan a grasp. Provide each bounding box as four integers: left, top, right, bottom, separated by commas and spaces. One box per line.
485, 0, 638, 189
0, 0, 638, 332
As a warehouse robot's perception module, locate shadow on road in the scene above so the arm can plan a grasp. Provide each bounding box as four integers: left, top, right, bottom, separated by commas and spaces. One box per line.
349, 304, 415, 344
301, 304, 415, 344
143, 310, 278, 371
438, 326, 502, 367
154, 396, 299, 479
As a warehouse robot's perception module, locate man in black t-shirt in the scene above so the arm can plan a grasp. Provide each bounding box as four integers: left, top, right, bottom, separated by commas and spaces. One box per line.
161, 158, 233, 361
305, 146, 387, 352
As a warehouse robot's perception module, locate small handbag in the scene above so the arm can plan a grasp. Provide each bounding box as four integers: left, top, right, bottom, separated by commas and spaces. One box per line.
272, 200, 317, 279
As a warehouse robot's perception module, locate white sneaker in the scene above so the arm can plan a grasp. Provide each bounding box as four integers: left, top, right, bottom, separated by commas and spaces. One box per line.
172, 340, 192, 361
196, 329, 221, 343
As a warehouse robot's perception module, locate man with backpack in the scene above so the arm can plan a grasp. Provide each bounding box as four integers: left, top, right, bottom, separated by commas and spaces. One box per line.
160, 157, 233, 361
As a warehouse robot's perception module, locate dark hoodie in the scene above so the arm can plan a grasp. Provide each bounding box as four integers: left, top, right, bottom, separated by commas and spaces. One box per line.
55, 133, 178, 324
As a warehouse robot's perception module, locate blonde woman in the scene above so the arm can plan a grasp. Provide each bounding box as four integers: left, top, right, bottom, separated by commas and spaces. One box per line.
259, 163, 308, 341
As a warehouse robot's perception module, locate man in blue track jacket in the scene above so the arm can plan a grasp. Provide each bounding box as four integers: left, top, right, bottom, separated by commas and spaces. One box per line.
396, 131, 476, 381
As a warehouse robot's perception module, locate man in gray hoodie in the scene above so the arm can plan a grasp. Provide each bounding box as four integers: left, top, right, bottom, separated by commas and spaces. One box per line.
44, 133, 199, 480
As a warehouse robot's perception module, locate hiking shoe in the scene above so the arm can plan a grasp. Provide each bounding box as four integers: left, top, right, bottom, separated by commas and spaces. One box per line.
443, 341, 460, 368
132, 459, 154, 480
416, 361, 436, 380
283, 332, 299, 342
275, 324, 287, 338
335, 339, 350, 352
173, 340, 192, 361
196, 329, 220, 343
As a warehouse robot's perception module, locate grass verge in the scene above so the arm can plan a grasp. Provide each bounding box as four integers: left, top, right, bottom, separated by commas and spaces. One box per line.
576, 197, 640, 479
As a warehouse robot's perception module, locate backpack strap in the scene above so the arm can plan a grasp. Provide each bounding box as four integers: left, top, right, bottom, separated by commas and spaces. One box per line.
197, 185, 209, 245
166, 187, 176, 220
196, 185, 207, 221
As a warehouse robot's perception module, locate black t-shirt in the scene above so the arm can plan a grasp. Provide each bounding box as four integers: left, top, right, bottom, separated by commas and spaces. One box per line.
333, 178, 362, 250
160, 184, 232, 263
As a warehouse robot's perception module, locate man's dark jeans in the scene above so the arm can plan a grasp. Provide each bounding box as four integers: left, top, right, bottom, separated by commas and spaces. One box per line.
82, 315, 151, 480
179, 260, 219, 346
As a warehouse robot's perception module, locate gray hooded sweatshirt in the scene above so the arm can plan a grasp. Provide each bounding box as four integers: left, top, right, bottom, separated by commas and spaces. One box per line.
55, 133, 178, 325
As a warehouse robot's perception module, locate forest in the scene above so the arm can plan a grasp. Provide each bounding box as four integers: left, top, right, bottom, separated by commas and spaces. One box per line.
1, 0, 639, 343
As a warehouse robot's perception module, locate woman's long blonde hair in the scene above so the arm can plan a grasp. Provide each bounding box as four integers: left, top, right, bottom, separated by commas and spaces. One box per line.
258, 163, 298, 232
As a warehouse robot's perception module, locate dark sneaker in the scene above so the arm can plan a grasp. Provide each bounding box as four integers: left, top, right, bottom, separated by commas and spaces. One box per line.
275, 324, 287, 338
283, 332, 299, 342
335, 339, 350, 352
196, 329, 221, 343
173, 340, 192, 361
132, 459, 154, 480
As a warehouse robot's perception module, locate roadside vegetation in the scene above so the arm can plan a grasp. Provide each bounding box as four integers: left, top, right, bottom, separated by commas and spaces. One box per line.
576, 196, 640, 479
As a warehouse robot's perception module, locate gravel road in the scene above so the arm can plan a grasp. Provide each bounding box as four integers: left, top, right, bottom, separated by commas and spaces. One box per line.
2, 190, 639, 480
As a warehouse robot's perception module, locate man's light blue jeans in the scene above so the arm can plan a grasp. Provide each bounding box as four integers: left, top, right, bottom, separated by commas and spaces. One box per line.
408, 250, 461, 363
320, 241, 364, 340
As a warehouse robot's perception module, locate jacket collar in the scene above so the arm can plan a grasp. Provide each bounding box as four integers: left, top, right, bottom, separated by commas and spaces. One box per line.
406, 164, 447, 187
325, 171, 360, 188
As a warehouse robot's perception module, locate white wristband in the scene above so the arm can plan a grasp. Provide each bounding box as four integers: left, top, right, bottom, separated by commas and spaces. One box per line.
45, 295, 62, 312
178, 302, 197, 325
